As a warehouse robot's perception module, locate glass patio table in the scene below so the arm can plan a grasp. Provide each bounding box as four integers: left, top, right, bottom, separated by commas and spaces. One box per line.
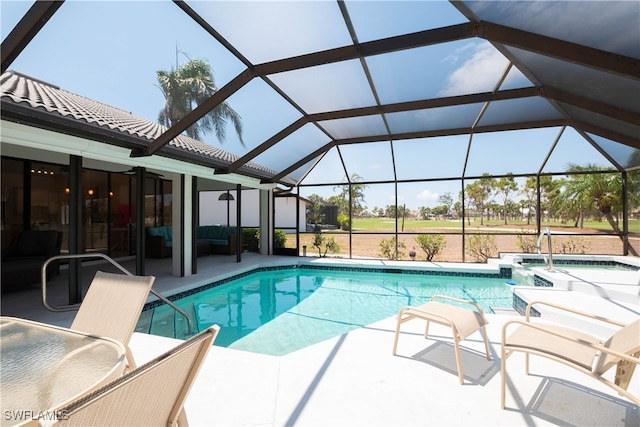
0, 317, 126, 426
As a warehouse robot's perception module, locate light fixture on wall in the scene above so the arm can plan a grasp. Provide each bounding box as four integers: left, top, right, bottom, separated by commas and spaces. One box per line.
31, 168, 55, 175
219, 191, 234, 226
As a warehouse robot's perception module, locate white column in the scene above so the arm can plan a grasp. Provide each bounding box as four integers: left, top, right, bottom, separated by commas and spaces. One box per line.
259, 188, 273, 255
171, 174, 194, 276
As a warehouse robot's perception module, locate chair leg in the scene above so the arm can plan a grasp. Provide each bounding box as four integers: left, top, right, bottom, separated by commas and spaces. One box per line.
392, 313, 405, 356
424, 320, 431, 339
500, 347, 508, 409
615, 351, 639, 390
481, 325, 491, 361
176, 407, 189, 426
452, 327, 464, 385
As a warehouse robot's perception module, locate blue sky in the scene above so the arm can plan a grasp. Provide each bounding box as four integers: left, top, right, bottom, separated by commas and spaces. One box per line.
1, 1, 618, 211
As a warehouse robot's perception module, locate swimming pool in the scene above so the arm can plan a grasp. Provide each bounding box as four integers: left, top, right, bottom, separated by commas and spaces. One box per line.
138, 266, 513, 356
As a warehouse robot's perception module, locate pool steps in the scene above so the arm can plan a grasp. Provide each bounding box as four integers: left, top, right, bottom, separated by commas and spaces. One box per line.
495, 254, 640, 306
136, 302, 195, 339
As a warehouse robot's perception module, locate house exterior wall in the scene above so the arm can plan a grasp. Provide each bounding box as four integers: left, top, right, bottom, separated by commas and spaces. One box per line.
199, 191, 309, 232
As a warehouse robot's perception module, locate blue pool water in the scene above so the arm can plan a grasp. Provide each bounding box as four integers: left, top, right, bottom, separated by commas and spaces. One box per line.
146, 267, 512, 356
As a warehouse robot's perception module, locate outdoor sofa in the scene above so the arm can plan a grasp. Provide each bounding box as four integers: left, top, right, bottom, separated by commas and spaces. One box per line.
1, 230, 63, 293
146, 225, 238, 258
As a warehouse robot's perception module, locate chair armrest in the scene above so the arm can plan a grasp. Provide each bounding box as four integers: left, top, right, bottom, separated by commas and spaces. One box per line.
501, 319, 639, 365
502, 318, 599, 347
525, 300, 626, 327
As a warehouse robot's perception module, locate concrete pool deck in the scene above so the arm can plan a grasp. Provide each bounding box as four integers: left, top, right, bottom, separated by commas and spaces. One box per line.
130, 311, 639, 427
2, 253, 639, 426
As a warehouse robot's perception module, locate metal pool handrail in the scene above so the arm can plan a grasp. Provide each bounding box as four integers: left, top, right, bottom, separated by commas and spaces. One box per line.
536, 227, 554, 272
41, 253, 192, 334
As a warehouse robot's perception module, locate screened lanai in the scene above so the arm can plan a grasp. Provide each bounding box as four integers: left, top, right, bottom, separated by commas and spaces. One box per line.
1, 1, 639, 262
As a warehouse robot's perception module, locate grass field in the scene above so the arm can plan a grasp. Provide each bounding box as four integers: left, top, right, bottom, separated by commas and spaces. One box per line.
350, 217, 640, 234
286, 217, 639, 262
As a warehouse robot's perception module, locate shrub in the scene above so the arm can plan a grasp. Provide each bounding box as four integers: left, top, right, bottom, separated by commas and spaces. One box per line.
337, 213, 351, 231
515, 229, 537, 253
312, 232, 340, 257
379, 236, 405, 260
242, 228, 259, 252
274, 229, 287, 249
415, 234, 446, 261
324, 237, 340, 255
466, 234, 497, 263
554, 237, 591, 254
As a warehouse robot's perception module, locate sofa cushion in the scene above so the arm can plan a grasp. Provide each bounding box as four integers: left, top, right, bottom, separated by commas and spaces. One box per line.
148, 227, 163, 238
196, 227, 206, 239
210, 226, 223, 239
208, 239, 228, 246
17, 230, 60, 257
198, 225, 223, 240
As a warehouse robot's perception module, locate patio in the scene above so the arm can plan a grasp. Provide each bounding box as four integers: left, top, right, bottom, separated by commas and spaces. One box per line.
163, 313, 638, 427
2, 253, 638, 426
2, 1, 639, 424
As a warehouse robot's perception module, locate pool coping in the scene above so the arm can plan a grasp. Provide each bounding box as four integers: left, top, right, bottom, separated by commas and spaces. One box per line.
141, 257, 515, 312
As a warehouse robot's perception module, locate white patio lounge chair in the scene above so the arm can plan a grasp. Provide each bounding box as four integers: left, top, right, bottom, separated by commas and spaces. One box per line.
49, 325, 219, 426
70, 271, 155, 370
501, 300, 640, 408
392, 295, 491, 384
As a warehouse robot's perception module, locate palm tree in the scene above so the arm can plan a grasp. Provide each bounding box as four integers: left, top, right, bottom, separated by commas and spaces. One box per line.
334, 173, 368, 230
334, 173, 368, 215
157, 57, 244, 145
559, 164, 622, 232
559, 164, 638, 256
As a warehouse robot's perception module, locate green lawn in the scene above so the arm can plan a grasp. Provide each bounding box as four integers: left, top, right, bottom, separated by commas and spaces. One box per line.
351, 217, 459, 231
349, 217, 640, 234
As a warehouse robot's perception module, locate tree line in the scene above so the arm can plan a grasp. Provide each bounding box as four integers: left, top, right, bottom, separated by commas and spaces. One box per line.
308, 167, 640, 235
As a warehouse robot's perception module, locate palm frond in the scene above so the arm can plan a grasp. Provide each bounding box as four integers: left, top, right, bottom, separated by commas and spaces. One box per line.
156, 57, 243, 145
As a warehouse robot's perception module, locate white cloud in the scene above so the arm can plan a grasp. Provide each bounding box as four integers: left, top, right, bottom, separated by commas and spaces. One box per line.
416, 189, 440, 203
389, 194, 404, 204
439, 43, 508, 97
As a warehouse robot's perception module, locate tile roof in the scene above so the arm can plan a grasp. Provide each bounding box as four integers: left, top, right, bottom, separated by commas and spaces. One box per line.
0, 71, 278, 179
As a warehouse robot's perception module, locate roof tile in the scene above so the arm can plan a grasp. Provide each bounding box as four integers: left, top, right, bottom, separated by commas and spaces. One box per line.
1, 71, 277, 177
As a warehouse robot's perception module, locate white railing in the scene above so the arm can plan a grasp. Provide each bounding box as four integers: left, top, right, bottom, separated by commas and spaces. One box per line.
536, 227, 554, 272
41, 253, 192, 333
